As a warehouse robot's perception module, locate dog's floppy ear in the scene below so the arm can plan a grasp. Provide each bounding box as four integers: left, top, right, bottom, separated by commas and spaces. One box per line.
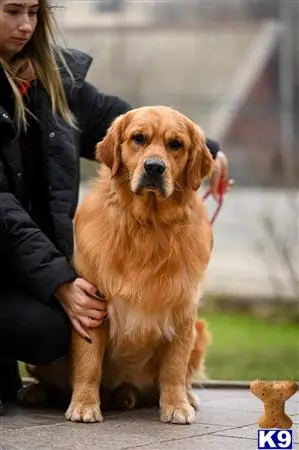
95, 115, 124, 177
186, 125, 214, 191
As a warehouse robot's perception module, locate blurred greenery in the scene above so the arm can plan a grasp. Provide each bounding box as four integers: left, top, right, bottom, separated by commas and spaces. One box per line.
19, 312, 299, 382
202, 312, 299, 381
19, 362, 28, 378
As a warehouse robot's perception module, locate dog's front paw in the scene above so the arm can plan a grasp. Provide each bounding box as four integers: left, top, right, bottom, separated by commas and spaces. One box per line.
65, 401, 103, 423
160, 402, 196, 424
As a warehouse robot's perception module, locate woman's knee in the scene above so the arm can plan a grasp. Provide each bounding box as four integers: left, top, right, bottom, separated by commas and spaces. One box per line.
20, 304, 71, 365
0, 288, 71, 365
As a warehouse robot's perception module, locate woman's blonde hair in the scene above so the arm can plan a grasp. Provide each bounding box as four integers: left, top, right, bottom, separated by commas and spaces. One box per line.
0, 0, 77, 132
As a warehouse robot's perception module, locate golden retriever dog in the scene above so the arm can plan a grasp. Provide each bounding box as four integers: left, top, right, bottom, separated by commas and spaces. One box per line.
21, 105, 214, 425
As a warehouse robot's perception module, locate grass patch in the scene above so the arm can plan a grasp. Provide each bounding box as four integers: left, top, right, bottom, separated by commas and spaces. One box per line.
19, 362, 28, 378
202, 312, 299, 381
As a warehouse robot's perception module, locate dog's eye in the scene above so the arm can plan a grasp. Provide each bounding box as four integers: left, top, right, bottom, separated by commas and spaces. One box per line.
133, 133, 146, 145
168, 139, 183, 151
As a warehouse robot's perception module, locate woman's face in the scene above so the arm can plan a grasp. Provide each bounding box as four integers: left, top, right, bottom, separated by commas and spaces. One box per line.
0, 0, 39, 61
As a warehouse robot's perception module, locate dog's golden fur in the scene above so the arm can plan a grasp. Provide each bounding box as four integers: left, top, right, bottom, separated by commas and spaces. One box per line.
23, 106, 214, 424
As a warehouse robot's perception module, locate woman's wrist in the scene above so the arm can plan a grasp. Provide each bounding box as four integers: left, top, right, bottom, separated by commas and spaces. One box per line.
55, 281, 73, 302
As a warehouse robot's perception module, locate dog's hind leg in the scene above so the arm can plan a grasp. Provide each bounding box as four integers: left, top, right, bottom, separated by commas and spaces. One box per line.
17, 357, 70, 409
186, 319, 211, 410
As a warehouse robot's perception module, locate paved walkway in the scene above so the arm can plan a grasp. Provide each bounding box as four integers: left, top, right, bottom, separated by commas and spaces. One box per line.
1, 387, 298, 450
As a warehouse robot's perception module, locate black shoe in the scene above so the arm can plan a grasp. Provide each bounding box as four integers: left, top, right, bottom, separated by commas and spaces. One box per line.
0, 398, 4, 415
0, 361, 22, 403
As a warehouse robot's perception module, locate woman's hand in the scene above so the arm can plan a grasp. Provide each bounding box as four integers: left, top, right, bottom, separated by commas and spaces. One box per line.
209, 151, 233, 200
55, 278, 107, 342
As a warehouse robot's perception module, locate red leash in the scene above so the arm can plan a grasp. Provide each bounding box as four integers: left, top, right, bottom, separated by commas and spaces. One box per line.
202, 175, 233, 225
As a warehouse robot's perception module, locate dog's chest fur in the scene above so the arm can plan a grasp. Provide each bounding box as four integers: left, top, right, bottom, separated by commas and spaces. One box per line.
97, 231, 201, 346
96, 217, 206, 302
99, 228, 202, 360
108, 299, 176, 344
103, 300, 175, 390
77, 208, 207, 346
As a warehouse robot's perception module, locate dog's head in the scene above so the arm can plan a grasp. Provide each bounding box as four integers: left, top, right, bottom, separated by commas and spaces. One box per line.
96, 106, 214, 198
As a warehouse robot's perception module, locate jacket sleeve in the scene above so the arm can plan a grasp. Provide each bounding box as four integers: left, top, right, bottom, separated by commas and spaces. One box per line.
0, 212, 8, 251
0, 185, 77, 302
73, 81, 132, 160
206, 137, 220, 160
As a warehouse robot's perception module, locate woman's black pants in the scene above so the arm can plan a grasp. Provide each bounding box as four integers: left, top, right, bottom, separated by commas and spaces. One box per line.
0, 285, 70, 365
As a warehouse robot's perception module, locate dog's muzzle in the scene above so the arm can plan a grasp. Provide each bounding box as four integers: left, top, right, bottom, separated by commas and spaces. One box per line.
136, 158, 167, 195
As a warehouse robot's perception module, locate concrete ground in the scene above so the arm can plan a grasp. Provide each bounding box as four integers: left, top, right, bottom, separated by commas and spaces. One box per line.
1, 386, 298, 450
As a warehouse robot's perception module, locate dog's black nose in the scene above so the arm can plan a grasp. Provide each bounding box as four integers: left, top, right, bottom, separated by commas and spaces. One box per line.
144, 159, 166, 177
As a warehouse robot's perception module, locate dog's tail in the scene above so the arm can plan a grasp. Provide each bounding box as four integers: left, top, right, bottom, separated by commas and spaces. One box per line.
188, 319, 212, 380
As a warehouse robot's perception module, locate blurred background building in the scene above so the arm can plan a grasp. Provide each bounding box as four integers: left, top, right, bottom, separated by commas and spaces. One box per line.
52, 0, 298, 307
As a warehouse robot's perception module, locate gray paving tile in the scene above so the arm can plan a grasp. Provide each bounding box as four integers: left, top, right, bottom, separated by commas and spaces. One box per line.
0, 405, 126, 431
121, 406, 257, 428
194, 406, 257, 427
193, 388, 243, 402
214, 423, 299, 444
0, 408, 65, 431
0, 443, 24, 450
195, 388, 262, 412
125, 435, 258, 449
0, 444, 71, 450
1, 412, 229, 450
200, 394, 299, 414
1, 389, 297, 450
